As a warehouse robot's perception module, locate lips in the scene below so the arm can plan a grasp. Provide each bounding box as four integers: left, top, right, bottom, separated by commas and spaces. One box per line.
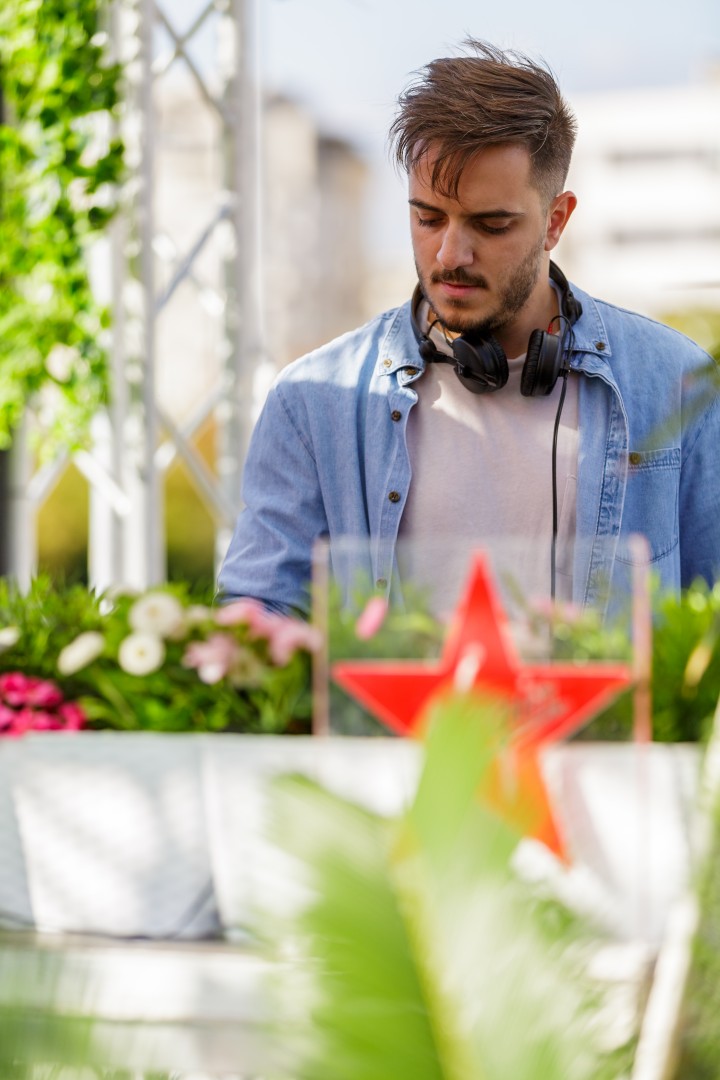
432, 272, 488, 291
439, 281, 477, 295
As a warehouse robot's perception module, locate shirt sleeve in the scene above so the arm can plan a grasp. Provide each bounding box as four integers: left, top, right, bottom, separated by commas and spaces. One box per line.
679, 363, 720, 589
217, 381, 327, 616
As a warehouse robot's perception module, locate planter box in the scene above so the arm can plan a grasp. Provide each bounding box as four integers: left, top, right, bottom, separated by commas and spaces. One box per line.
201, 734, 422, 930
0, 732, 422, 939
542, 742, 703, 945
0, 733, 217, 938
0, 732, 703, 944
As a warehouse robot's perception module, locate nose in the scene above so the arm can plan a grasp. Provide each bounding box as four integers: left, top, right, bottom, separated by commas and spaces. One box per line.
436, 223, 474, 270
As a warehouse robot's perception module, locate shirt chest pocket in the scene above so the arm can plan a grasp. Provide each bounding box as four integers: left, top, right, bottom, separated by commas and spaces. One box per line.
618, 447, 680, 563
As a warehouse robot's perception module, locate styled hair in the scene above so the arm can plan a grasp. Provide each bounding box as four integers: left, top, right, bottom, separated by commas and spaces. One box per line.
389, 40, 577, 205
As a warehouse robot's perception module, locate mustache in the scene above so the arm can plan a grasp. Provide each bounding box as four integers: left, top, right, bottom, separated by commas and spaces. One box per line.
430, 270, 489, 288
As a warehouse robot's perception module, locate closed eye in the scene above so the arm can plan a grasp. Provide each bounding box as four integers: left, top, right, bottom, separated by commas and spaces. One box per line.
474, 221, 512, 235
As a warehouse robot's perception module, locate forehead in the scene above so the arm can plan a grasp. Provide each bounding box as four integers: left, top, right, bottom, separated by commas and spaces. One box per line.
409, 143, 538, 209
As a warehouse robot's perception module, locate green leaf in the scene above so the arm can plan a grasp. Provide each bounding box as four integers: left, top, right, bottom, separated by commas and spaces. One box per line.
266, 698, 618, 1079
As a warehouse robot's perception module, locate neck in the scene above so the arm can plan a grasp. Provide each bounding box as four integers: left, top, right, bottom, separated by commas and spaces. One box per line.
495, 277, 559, 358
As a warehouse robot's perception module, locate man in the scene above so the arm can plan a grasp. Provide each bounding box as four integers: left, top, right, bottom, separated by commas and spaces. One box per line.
218, 40, 720, 618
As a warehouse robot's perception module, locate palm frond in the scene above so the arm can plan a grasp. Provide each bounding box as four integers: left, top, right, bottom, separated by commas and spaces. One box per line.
266, 696, 619, 1079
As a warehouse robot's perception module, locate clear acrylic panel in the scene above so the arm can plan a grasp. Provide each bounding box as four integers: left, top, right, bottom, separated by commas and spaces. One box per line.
311, 533, 651, 740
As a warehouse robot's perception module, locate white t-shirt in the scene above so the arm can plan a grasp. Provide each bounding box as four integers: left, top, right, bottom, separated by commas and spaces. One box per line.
398, 297, 579, 619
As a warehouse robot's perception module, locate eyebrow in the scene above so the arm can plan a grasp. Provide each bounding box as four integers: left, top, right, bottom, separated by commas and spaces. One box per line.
408, 198, 524, 220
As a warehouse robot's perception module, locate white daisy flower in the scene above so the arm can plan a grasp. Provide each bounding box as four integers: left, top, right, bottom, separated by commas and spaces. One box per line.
118, 632, 165, 676
0, 627, 20, 651
57, 631, 105, 675
128, 592, 185, 639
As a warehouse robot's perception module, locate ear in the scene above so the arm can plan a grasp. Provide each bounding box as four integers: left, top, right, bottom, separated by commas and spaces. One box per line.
544, 191, 577, 251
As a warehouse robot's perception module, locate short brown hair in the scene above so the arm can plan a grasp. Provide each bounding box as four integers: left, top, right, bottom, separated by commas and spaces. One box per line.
389, 39, 577, 205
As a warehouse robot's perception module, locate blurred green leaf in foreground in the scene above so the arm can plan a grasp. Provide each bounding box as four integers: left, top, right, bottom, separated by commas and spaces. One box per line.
266, 697, 629, 1080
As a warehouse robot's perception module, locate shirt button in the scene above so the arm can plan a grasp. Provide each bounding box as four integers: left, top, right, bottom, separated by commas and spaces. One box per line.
382, 358, 392, 368
629, 451, 642, 465
376, 578, 387, 589
388, 490, 401, 503
405, 366, 419, 376
391, 410, 402, 421
596, 341, 606, 351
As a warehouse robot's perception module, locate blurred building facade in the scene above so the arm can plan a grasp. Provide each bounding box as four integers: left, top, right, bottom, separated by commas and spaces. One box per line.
263, 98, 370, 369
154, 77, 369, 424
556, 80, 720, 319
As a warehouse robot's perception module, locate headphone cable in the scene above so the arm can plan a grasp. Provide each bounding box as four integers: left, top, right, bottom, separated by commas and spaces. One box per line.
550, 368, 570, 604
549, 316, 575, 606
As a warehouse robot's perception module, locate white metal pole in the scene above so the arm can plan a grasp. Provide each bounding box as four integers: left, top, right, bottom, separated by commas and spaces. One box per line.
7, 418, 37, 590
88, 0, 131, 592
131, 0, 164, 586
215, 0, 263, 574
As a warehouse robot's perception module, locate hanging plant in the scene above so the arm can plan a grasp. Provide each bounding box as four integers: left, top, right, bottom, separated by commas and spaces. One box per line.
0, 0, 124, 455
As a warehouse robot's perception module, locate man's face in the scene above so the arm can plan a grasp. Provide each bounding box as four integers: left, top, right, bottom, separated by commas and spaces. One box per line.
409, 144, 569, 341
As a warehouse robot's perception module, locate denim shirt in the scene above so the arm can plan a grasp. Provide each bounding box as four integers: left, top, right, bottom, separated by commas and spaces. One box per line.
218, 283, 720, 615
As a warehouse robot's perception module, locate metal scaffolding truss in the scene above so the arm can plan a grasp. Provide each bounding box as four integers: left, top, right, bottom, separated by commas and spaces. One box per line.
8, 0, 262, 592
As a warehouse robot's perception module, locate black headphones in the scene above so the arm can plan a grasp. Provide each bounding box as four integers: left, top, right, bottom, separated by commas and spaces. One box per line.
410, 260, 582, 397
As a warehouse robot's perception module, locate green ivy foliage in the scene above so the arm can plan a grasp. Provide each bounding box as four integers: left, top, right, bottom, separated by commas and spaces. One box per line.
0, 0, 124, 454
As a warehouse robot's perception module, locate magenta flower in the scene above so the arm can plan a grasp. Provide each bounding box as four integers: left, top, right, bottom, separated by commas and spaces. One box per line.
0, 704, 17, 731
0, 672, 86, 736
26, 680, 64, 709
0, 673, 36, 707
58, 702, 86, 730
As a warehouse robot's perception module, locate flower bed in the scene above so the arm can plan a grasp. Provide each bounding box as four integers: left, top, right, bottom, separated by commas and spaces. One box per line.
0, 578, 320, 734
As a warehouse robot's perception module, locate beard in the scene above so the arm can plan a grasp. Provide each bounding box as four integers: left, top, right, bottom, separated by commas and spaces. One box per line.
417, 235, 547, 338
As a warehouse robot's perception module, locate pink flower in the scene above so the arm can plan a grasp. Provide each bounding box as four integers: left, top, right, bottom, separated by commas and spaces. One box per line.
11, 708, 39, 735
0, 672, 34, 706
0, 671, 86, 736
263, 620, 322, 666
26, 679, 64, 709
58, 702, 86, 730
0, 704, 16, 731
0, 673, 63, 709
215, 599, 276, 634
21, 710, 56, 731
214, 601, 321, 666
355, 597, 389, 641
183, 633, 243, 684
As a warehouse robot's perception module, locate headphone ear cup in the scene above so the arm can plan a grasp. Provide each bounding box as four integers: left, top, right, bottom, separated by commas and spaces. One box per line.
452, 335, 508, 394
521, 330, 563, 397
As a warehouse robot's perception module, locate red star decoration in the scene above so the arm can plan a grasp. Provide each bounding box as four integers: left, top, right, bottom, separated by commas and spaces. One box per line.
332, 553, 633, 855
